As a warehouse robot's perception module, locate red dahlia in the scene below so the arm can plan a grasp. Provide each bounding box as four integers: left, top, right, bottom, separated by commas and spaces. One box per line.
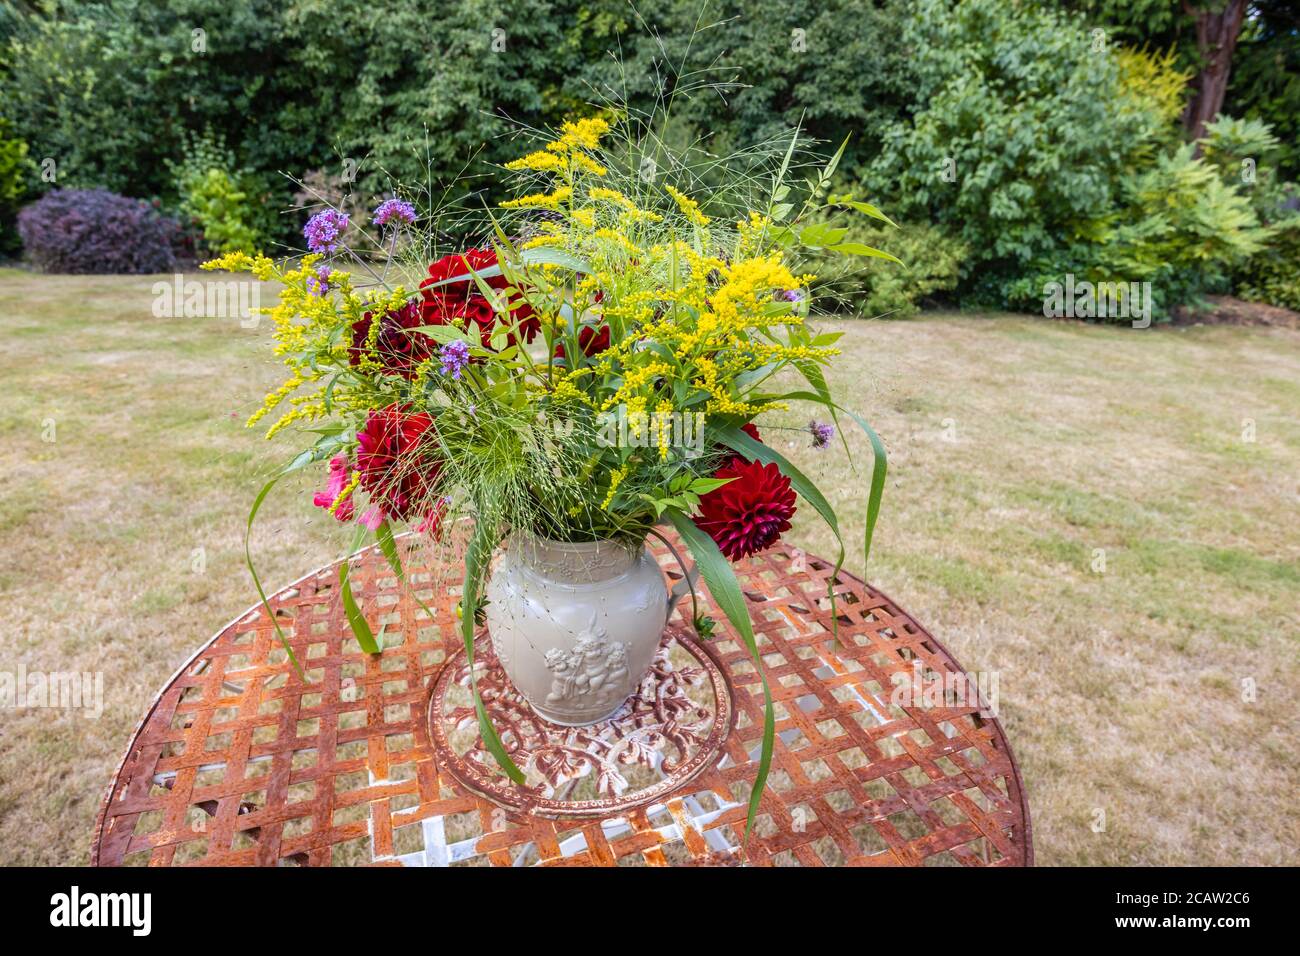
554, 323, 612, 360
349, 299, 430, 378
355, 404, 440, 522
694, 458, 796, 561
419, 247, 538, 348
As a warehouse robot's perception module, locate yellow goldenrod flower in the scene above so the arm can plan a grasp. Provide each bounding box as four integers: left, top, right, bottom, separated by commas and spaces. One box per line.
600, 465, 628, 509
665, 185, 710, 227
504, 150, 566, 173
328, 471, 362, 516
547, 117, 611, 153
500, 187, 573, 210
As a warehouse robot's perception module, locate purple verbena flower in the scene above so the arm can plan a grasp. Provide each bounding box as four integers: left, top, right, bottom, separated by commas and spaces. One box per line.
305, 267, 332, 297
809, 419, 834, 449
303, 209, 349, 254
372, 198, 417, 228
778, 288, 805, 303
439, 340, 471, 380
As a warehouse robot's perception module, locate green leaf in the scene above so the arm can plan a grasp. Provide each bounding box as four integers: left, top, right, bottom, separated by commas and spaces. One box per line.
665, 508, 773, 843
716, 423, 852, 645
246, 476, 305, 679
299, 423, 346, 437
373, 521, 439, 626
716, 425, 844, 562
339, 525, 380, 655
822, 136, 849, 184
834, 407, 889, 568
827, 241, 904, 264
421, 264, 502, 289
799, 223, 849, 248
731, 396, 889, 570
767, 226, 796, 247
375, 520, 403, 578
462, 525, 526, 784
835, 197, 899, 228
519, 245, 592, 273
688, 476, 734, 494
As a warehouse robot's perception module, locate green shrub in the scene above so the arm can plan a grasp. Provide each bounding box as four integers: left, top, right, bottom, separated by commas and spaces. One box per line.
1199, 115, 1296, 218
1103, 144, 1272, 312
807, 220, 967, 318
167, 131, 268, 255
1236, 220, 1300, 311
858, 1, 1266, 316
1198, 116, 1300, 311
865, 0, 1166, 306
1004, 144, 1272, 319
0, 118, 33, 254
1113, 46, 1192, 132
1, 1, 906, 248
1, 1, 297, 203
179, 168, 262, 255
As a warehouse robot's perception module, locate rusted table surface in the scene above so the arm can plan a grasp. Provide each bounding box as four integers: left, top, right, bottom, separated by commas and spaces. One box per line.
92, 533, 1032, 867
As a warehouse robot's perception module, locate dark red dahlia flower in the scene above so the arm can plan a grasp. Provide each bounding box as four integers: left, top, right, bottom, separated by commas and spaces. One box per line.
418, 247, 538, 348
554, 323, 612, 360
349, 299, 430, 378
694, 459, 796, 561
355, 404, 441, 522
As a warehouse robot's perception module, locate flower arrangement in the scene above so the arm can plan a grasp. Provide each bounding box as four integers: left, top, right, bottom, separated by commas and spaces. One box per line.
207, 114, 893, 836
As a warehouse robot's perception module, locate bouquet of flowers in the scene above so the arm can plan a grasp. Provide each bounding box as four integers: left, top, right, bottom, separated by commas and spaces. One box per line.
206, 115, 892, 835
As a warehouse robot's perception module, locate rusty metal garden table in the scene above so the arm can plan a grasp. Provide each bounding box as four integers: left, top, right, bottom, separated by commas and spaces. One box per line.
92, 533, 1032, 867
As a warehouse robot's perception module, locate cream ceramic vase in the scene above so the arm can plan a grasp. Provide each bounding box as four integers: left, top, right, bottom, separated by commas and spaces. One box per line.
484, 534, 688, 726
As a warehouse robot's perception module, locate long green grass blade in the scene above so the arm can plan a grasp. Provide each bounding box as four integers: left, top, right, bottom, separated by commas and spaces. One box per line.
845, 411, 888, 567
736, 393, 888, 571
339, 526, 380, 655
375, 520, 439, 625
519, 246, 591, 272
246, 477, 305, 679
716, 424, 847, 642
462, 526, 525, 784
666, 508, 773, 843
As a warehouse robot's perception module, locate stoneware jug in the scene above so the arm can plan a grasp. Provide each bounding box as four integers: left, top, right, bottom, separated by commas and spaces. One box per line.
484, 534, 690, 725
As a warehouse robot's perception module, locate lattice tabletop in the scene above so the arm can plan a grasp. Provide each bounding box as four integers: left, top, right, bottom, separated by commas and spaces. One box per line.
92, 533, 1032, 867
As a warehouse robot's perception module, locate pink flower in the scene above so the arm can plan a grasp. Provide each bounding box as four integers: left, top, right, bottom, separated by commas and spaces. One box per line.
312, 455, 355, 521
417, 497, 451, 538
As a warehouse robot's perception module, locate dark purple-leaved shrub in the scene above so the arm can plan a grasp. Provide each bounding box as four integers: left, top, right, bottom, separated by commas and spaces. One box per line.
17, 188, 180, 274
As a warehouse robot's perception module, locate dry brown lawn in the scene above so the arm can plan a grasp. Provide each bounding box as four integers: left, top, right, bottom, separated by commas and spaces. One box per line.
0, 268, 1296, 865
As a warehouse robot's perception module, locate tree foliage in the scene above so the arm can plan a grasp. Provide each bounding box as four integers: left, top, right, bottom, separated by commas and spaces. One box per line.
1, 0, 1294, 314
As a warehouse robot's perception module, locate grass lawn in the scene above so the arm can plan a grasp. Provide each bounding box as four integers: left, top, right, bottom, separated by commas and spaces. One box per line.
1, 267, 1296, 866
